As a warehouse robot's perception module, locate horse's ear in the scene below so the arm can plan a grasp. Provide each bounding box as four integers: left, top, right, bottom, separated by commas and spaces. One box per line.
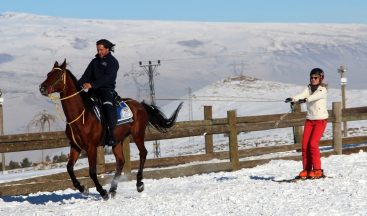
60, 59, 67, 69
54, 61, 59, 67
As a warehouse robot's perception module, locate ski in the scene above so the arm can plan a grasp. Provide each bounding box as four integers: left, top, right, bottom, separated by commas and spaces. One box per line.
273, 175, 331, 183
272, 176, 304, 183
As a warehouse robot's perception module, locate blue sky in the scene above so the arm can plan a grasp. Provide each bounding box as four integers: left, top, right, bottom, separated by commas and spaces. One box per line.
1, 0, 367, 23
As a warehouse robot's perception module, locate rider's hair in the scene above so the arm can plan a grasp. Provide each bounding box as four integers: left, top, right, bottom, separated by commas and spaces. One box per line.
96, 39, 115, 52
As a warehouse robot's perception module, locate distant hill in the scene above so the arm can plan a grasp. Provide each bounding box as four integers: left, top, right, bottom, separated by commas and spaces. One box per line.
166, 75, 367, 121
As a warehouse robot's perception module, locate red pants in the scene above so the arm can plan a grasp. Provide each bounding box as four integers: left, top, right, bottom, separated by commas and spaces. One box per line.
302, 119, 327, 170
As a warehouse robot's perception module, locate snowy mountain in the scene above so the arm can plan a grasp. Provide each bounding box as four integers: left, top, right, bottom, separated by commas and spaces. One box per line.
1, 12, 367, 135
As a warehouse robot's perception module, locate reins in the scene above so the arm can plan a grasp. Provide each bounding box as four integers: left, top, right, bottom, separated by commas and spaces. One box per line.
274, 102, 295, 128
47, 67, 86, 150
48, 89, 85, 101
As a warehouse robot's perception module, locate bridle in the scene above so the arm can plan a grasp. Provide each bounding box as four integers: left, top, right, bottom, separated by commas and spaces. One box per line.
46, 66, 86, 149
47, 67, 85, 101
45, 67, 66, 95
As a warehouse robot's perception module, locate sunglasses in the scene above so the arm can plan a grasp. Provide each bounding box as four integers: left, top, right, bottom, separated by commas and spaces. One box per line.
310, 76, 320, 80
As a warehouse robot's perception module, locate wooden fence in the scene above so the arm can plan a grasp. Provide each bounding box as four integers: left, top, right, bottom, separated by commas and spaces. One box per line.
1, 101, 367, 196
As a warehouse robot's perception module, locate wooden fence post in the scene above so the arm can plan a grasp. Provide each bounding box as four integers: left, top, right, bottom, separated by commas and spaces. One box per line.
0, 100, 5, 173
227, 110, 240, 170
96, 146, 105, 174
204, 106, 214, 154
332, 102, 342, 154
122, 137, 132, 176
294, 103, 303, 145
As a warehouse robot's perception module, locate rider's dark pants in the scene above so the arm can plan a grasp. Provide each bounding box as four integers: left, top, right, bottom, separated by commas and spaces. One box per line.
96, 89, 116, 138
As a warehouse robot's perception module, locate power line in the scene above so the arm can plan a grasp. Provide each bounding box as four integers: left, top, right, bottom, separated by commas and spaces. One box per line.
192, 95, 282, 101
156, 98, 283, 103
154, 95, 284, 103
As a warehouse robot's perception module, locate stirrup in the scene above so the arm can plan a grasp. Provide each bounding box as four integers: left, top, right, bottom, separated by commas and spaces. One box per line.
105, 136, 116, 146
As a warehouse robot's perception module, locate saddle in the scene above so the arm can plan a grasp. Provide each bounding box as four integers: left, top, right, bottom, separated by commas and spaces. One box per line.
90, 91, 133, 126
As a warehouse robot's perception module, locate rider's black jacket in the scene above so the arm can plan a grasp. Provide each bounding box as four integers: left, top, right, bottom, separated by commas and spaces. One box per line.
78, 52, 119, 90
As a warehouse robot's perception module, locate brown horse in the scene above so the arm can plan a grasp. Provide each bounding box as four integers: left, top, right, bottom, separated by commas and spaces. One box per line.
39, 60, 182, 200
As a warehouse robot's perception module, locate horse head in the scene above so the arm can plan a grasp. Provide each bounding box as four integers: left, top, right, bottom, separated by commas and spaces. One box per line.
39, 59, 67, 96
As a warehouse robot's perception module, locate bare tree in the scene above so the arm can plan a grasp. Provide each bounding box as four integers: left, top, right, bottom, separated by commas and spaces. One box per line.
27, 110, 58, 133
27, 110, 59, 165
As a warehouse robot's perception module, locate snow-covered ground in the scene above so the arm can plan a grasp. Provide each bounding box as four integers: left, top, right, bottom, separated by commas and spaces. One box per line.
1, 12, 367, 215
1, 151, 367, 215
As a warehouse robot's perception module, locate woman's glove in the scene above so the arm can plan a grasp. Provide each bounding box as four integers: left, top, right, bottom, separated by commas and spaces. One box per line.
284, 98, 293, 103
298, 98, 307, 103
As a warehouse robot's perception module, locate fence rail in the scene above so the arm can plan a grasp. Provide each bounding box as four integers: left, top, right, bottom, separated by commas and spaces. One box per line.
1, 102, 367, 196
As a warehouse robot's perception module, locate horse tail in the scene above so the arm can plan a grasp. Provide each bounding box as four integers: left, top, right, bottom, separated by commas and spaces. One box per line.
141, 101, 183, 133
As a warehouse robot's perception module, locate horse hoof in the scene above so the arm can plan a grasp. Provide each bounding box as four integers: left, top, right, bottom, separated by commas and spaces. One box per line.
102, 194, 109, 201
109, 190, 117, 199
137, 182, 144, 193
100, 189, 109, 200
81, 186, 89, 196
101, 193, 109, 201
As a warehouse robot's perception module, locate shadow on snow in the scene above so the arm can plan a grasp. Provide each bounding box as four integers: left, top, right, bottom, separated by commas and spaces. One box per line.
1, 192, 101, 204
249, 175, 275, 181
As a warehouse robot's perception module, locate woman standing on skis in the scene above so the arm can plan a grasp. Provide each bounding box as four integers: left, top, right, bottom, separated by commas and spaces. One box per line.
285, 68, 328, 179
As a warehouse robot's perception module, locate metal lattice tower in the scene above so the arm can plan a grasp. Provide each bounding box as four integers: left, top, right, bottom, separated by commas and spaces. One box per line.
139, 60, 161, 157
139, 60, 160, 105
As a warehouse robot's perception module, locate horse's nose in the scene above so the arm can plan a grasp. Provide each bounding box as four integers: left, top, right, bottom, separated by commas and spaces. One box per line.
39, 83, 48, 96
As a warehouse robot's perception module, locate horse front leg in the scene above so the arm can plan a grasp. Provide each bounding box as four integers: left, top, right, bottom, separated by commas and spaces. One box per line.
109, 142, 124, 198
88, 147, 109, 200
67, 146, 87, 194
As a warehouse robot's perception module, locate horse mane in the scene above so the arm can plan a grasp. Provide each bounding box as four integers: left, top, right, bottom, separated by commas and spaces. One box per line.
65, 69, 95, 113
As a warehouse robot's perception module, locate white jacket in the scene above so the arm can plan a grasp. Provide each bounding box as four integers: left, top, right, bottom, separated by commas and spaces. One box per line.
292, 85, 329, 120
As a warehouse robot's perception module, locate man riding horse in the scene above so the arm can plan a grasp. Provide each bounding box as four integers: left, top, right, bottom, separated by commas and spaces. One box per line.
40, 59, 183, 199
78, 39, 118, 146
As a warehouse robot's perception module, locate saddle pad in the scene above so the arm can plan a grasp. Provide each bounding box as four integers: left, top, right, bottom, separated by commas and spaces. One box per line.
116, 101, 133, 125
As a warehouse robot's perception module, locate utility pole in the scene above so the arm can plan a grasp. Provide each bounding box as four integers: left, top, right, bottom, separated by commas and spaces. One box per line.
188, 87, 193, 121
0, 89, 5, 173
139, 60, 161, 157
188, 87, 193, 145
338, 65, 348, 137
128, 64, 149, 101
230, 60, 245, 76
139, 60, 160, 105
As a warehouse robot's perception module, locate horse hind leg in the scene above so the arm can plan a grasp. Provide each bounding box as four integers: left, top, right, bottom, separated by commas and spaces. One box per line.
132, 134, 147, 193
67, 146, 88, 194
109, 142, 124, 198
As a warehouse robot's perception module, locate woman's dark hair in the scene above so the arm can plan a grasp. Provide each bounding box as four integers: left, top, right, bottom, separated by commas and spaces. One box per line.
96, 39, 115, 52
